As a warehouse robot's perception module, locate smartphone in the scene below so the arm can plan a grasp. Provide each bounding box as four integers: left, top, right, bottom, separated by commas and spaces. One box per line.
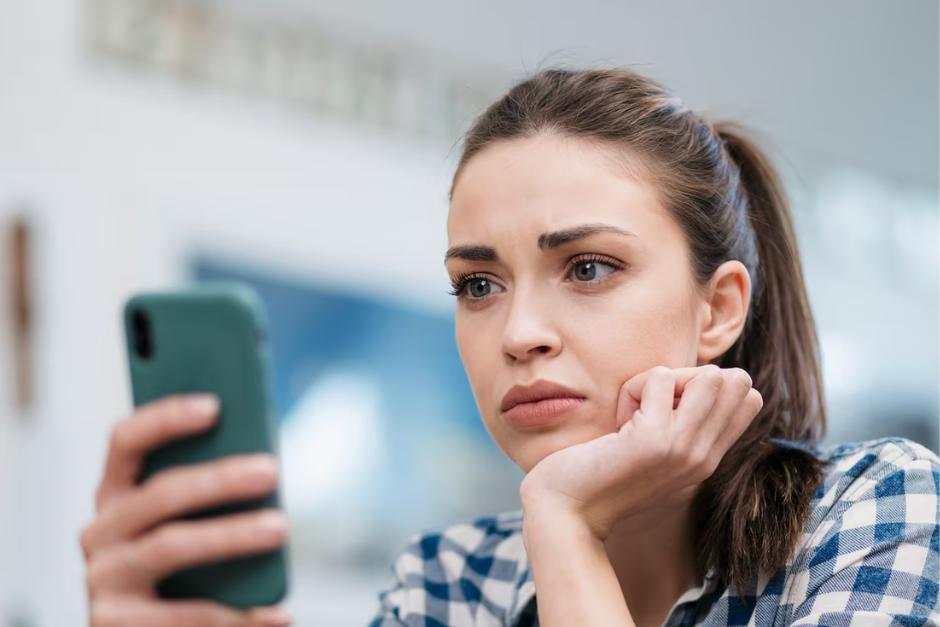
122, 282, 289, 608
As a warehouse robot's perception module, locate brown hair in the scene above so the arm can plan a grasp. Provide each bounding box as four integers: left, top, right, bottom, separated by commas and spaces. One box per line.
451, 68, 827, 596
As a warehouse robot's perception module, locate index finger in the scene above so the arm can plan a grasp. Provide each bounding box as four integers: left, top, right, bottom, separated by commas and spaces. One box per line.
616, 366, 717, 430
96, 394, 220, 510
625, 366, 705, 400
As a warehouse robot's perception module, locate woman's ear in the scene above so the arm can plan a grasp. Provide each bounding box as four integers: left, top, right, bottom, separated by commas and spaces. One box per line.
696, 260, 752, 363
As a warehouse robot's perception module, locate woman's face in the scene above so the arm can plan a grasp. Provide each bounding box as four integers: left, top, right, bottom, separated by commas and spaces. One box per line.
446, 133, 710, 473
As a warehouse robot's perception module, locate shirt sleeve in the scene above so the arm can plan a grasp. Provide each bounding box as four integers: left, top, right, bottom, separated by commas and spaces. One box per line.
788, 450, 940, 626
366, 578, 411, 627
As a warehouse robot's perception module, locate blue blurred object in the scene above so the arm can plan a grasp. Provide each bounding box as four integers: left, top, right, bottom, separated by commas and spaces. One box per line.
189, 254, 521, 565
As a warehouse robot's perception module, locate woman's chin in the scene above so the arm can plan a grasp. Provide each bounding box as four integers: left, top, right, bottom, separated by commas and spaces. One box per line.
512, 422, 611, 475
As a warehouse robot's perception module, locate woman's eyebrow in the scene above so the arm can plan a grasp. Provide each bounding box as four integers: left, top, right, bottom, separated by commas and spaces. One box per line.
443, 244, 499, 264
538, 223, 638, 249
443, 223, 637, 265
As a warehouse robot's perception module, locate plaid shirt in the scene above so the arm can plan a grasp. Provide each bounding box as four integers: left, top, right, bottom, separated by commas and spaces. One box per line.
368, 436, 940, 626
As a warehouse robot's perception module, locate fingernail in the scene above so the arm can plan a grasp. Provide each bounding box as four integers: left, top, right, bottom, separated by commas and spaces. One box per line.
187, 394, 218, 415
247, 456, 278, 488
249, 455, 278, 476
255, 606, 292, 626
257, 511, 288, 538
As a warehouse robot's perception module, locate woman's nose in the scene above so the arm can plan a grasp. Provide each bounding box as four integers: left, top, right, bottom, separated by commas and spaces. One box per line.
500, 289, 562, 362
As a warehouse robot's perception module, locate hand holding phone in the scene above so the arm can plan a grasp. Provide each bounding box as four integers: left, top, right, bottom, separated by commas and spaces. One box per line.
80, 285, 291, 626
81, 395, 292, 626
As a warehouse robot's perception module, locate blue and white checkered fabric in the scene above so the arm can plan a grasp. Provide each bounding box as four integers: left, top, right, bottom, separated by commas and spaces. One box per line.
367, 437, 940, 626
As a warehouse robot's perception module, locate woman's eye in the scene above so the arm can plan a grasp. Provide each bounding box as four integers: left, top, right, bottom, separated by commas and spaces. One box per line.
448, 275, 504, 301
465, 278, 496, 299
568, 257, 622, 283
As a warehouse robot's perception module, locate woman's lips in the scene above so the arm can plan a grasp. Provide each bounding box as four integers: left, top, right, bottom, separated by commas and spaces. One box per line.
502, 397, 585, 429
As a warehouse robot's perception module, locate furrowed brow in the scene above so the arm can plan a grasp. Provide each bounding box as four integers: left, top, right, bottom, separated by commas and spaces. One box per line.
444, 223, 636, 265
537, 223, 637, 250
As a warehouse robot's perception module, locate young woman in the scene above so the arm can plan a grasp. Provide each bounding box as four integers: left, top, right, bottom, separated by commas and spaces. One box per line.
80, 68, 939, 626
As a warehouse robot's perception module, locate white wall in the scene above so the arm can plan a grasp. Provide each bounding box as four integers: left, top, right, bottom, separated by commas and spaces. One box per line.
0, 3, 459, 624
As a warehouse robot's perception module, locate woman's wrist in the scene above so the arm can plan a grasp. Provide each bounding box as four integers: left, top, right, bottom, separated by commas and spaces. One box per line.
521, 494, 595, 547
520, 480, 611, 541
521, 497, 635, 627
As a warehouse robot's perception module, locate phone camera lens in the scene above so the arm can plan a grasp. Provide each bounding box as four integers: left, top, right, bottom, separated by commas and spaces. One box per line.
131, 308, 154, 360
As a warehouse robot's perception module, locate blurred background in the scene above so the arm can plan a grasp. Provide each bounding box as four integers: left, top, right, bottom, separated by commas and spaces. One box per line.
0, 0, 937, 625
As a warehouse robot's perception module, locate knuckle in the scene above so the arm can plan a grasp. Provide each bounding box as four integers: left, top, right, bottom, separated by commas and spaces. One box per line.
162, 394, 189, 418
727, 368, 752, 390
149, 396, 189, 435
219, 456, 252, 485
701, 367, 723, 389
700, 455, 720, 480
748, 388, 764, 411
79, 523, 97, 557
84, 555, 110, 595
156, 398, 187, 434
192, 463, 228, 498
684, 448, 711, 481
208, 521, 250, 556
145, 524, 184, 562
108, 421, 133, 455
88, 599, 110, 626
144, 471, 191, 513
686, 445, 707, 470
651, 365, 673, 378
211, 456, 273, 496
187, 468, 225, 501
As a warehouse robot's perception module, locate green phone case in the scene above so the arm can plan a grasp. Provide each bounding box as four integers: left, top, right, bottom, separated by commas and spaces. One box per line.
122, 283, 289, 608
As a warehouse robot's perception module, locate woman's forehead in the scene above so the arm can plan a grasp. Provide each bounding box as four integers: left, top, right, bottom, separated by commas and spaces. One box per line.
447, 135, 666, 245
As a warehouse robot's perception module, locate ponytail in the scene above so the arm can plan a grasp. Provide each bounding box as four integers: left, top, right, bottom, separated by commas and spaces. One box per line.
693, 121, 827, 596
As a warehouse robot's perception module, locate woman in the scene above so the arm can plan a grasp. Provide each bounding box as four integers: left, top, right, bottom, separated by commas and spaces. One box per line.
80, 68, 939, 626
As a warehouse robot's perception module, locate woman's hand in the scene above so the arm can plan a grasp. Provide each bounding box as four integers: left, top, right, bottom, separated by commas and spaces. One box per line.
518, 365, 763, 540
80, 394, 293, 627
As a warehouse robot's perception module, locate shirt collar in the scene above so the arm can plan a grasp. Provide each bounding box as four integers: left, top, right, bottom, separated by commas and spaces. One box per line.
505, 538, 719, 626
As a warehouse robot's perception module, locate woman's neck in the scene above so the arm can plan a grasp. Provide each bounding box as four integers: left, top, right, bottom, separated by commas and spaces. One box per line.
602, 499, 701, 627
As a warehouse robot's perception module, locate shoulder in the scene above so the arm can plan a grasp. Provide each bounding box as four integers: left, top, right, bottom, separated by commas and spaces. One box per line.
817, 435, 939, 478
368, 510, 529, 626
780, 436, 939, 623
809, 435, 939, 519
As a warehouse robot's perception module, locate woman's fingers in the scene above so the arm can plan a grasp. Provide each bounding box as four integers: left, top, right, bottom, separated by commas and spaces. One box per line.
87, 509, 288, 594
96, 394, 220, 509
137, 508, 287, 582
672, 365, 725, 449
89, 597, 292, 627
83, 394, 292, 626
617, 366, 676, 430
617, 366, 710, 429
686, 368, 759, 477
697, 367, 754, 443
618, 365, 761, 477
713, 387, 764, 456
637, 366, 677, 420
84, 454, 278, 553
